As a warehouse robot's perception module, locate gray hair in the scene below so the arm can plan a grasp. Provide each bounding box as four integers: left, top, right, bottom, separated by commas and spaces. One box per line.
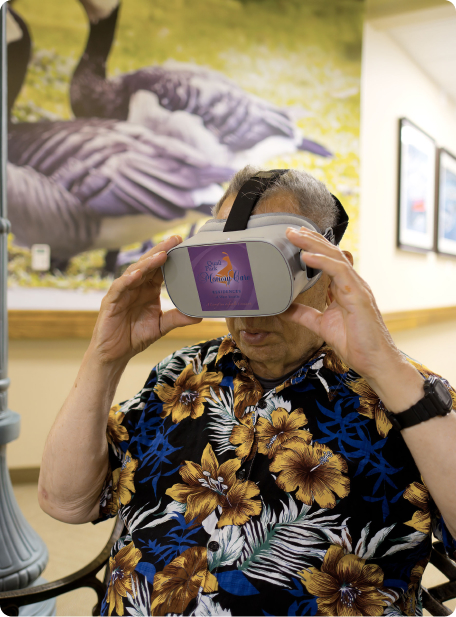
212, 165, 338, 231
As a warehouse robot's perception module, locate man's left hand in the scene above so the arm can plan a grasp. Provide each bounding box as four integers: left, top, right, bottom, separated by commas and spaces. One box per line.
284, 227, 424, 412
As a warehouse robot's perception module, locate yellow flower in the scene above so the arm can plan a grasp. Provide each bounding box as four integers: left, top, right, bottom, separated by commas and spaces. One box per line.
106, 541, 142, 616
215, 335, 238, 365
233, 371, 263, 419
111, 451, 138, 515
323, 347, 349, 374
256, 407, 312, 458
269, 441, 349, 509
229, 413, 257, 461
107, 404, 129, 445
150, 546, 218, 616
154, 363, 223, 424
407, 359, 456, 410
300, 544, 387, 616
166, 443, 262, 527
398, 560, 427, 616
403, 481, 430, 534
347, 378, 392, 438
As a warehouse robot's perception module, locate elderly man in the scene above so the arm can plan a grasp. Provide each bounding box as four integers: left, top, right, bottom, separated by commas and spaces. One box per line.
39, 167, 456, 617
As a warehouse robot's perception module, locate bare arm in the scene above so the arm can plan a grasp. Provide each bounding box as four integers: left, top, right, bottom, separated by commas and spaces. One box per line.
38, 236, 201, 524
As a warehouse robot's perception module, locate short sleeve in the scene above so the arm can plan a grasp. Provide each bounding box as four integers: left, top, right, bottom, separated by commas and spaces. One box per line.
93, 366, 159, 524
432, 505, 456, 561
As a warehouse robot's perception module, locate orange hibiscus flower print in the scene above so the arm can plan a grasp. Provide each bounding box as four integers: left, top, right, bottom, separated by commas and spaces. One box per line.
106, 541, 142, 616
107, 404, 129, 445
323, 347, 349, 374
398, 560, 427, 615
229, 413, 257, 461
403, 480, 430, 534
215, 335, 237, 365
347, 378, 392, 438
150, 546, 218, 616
166, 443, 262, 527
269, 441, 349, 509
300, 544, 387, 616
154, 363, 223, 423
233, 371, 263, 419
111, 451, 138, 515
256, 407, 312, 458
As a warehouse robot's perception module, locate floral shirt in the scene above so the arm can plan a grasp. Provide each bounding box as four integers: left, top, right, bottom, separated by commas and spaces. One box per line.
96, 335, 456, 617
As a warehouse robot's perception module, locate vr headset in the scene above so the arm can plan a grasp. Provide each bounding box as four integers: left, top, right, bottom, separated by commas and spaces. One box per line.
162, 169, 348, 318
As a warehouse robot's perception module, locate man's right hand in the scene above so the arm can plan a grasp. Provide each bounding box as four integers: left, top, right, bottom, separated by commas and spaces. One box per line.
89, 235, 202, 366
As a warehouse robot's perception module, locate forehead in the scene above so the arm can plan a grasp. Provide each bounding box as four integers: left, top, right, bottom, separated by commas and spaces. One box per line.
216, 190, 301, 220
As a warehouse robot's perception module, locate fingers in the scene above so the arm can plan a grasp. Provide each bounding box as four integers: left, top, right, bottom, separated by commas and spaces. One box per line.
282, 303, 324, 337
160, 309, 202, 337
104, 250, 167, 306
124, 235, 182, 273
103, 235, 182, 307
286, 227, 347, 263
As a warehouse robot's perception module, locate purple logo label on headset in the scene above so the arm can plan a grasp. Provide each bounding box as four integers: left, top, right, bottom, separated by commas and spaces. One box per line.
188, 243, 259, 312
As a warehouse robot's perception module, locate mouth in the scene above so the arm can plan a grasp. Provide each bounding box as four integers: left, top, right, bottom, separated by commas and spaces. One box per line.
240, 329, 271, 345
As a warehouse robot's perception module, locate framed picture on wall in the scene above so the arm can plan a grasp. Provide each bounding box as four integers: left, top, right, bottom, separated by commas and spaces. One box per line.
397, 118, 436, 252
436, 148, 456, 257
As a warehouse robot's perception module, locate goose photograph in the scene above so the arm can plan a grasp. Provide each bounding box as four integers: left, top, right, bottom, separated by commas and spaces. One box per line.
7, 0, 363, 310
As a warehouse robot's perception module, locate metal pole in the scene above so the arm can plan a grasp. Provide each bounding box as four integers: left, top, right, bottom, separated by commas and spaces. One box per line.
0, 6, 55, 613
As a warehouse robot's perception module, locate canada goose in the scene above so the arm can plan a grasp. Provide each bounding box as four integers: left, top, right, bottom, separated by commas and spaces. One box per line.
71, 0, 332, 158
7, 7, 233, 271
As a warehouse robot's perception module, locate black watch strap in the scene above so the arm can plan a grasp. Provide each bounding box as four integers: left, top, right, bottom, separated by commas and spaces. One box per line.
386, 377, 453, 431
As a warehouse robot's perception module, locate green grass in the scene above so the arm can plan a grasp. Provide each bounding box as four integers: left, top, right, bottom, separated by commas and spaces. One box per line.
9, 0, 363, 289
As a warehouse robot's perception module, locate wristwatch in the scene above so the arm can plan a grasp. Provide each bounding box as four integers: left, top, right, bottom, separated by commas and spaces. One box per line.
386, 375, 453, 431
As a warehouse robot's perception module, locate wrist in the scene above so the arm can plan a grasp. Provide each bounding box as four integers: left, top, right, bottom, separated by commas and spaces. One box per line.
366, 359, 424, 413
80, 347, 128, 397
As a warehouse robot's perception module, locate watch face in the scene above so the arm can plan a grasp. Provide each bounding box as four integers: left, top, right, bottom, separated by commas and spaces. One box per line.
433, 380, 453, 410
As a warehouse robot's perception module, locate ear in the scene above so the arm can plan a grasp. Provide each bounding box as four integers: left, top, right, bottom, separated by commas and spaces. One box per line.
326, 250, 354, 306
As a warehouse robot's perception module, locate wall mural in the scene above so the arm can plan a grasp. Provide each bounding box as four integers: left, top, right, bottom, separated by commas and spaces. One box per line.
6, 0, 364, 310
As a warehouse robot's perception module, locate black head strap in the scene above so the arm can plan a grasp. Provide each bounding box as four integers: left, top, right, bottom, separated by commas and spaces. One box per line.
330, 193, 349, 245
223, 170, 288, 232
223, 169, 349, 245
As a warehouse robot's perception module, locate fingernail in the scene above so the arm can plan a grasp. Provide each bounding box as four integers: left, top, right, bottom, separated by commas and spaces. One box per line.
127, 269, 140, 277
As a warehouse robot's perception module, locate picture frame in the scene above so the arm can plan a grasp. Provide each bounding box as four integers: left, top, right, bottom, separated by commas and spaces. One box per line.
397, 118, 437, 252
436, 148, 456, 257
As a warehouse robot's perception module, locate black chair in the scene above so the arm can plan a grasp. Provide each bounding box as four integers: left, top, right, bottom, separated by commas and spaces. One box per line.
0, 517, 124, 617
0, 533, 455, 616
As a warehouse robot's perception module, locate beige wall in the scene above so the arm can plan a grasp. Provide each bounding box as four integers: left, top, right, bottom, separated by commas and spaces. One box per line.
359, 22, 456, 313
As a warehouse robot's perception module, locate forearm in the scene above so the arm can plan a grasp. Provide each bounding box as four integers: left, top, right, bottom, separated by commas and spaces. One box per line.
368, 360, 456, 539
38, 348, 127, 524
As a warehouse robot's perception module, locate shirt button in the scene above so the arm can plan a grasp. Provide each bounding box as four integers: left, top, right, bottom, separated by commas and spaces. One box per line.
257, 399, 267, 409
237, 469, 246, 481
208, 541, 220, 552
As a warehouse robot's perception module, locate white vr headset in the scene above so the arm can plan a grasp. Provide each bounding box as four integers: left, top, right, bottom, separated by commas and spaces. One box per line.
163, 169, 349, 318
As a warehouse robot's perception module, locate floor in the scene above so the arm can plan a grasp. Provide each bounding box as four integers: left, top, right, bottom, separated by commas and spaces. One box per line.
7, 482, 456, 616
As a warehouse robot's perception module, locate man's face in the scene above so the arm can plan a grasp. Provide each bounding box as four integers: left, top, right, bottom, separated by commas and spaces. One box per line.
216, 191, 331, 379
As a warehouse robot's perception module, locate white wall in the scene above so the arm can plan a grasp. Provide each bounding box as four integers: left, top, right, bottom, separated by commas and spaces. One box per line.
359, 22, 456, 312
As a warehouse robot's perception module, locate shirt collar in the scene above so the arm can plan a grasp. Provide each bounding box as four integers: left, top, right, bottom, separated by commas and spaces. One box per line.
215, 334, 332, 393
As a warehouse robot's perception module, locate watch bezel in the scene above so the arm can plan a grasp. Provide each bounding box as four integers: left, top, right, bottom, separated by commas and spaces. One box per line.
425, 376, 453, 412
